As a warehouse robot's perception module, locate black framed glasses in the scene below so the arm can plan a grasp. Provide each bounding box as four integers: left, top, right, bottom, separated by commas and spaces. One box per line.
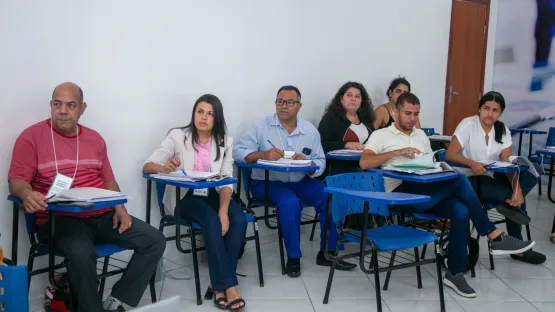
275, 99, 300, 107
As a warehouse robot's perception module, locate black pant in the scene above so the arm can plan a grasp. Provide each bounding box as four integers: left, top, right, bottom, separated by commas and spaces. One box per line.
37, 210, 166, 312
467, 171, 539, 240
535, 0, 555, 63
177, 189, 247, 292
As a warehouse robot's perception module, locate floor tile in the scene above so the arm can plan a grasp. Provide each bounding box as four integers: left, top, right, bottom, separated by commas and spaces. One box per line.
531, 301, 555, 312
449, 276, 524, 302
457, 301, 540, 312
502, 278, 555, 301
385, 299, 464, 312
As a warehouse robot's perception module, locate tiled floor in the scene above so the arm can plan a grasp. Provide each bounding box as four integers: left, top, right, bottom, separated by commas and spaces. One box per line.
31, 186, 555, 311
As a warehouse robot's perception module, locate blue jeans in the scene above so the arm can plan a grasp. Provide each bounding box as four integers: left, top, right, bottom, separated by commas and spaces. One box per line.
468, 171, 539, 240
178, 189, 247, 292
250, 177, 338, 259
394, 173, 496, 274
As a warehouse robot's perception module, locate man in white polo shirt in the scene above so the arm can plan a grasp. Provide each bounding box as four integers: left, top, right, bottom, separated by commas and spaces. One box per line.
359, 92, 535, 299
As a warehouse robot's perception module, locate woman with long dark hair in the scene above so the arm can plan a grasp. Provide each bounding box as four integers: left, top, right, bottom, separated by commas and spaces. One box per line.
373, 76, 421, 130
317, 81, 375, 229
318, 81, 375, 153
143, 94, 247, 310
446, 91, 545, 265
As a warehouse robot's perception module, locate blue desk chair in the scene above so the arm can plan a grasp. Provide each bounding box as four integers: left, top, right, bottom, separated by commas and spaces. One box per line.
323, 172, 445, 312
529, 127, 555, 195
155, 183, 263, 306
421, 128, 437, 136
237, 167, 319, 275
9, 196, 157, 309
0, 265, 29, 312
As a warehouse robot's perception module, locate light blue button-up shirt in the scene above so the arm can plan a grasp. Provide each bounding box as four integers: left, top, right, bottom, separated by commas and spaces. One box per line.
233, 114, 326, 182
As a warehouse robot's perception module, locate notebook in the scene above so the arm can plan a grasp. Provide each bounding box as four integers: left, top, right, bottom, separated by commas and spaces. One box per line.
327, 149, 364, 156
257, 159, 313, 167
150, 170, 221, 182
384, 149, 453, 175
47, 187, 128, 203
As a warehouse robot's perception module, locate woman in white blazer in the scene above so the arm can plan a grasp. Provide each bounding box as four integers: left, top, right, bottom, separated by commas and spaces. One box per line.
143, 94, 246, 310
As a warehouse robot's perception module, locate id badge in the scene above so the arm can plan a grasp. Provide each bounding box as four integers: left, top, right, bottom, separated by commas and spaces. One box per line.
193, 188, 208, 197
46, 173, 74, 198
284, 150, 295, 159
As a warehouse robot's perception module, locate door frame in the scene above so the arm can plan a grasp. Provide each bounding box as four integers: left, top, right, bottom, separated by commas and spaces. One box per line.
443, 0, 491, 134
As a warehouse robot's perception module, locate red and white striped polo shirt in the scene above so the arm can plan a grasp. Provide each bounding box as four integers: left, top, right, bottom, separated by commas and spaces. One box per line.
8, 119, 116, 225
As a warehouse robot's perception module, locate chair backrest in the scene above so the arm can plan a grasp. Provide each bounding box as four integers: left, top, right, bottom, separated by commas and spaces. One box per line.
422, 128, 436, 136
436, 150, 447, 162
155, 182, 167, 217
545, 127, 555, 147
132, 296, 179, 312
325, 172, 389, 223
22, 211, 39, 245
0, 265, 29, 312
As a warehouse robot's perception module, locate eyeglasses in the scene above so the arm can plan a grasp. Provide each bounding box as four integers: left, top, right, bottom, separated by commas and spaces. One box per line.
275, 99, 300, 107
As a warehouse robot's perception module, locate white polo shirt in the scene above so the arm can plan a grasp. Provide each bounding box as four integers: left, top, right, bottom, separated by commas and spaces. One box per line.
453, 115, 512, 176
364, 124, 432, 192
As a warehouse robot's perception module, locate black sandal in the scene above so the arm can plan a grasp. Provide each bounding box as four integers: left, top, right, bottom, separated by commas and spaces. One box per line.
214, 296, 228, 310
227, 298, 246, 311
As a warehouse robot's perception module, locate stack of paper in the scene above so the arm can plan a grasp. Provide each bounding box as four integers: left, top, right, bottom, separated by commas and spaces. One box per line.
47, 187, 128, 203
429, 135, 452, 142
327, 149, 364, 156
151, 170, 221, 182
384, 149, 452, 175
546, 146, 555, 150
257, 159, 312, 167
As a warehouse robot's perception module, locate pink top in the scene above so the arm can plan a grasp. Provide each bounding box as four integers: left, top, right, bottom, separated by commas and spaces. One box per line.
193, 138, 212, 172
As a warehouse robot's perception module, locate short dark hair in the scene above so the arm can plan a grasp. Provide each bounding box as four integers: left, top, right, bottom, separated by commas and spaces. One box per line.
387, 76, 411, 100
277, 85, 301, 100
395, 92, 420, 109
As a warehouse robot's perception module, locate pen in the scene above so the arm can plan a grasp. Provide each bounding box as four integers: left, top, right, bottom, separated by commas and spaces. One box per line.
180, 168, 187, 176
267, 140, 277, 148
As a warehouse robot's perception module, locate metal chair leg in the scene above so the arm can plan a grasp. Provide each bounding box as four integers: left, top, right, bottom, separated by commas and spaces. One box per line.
190, 228, 202, 305
98, 256, 110, 296
26, 247, 36, 290
420, 244, 428, 260
253, 221, 264, 287
309, 213, 318, 241
383, 251, 396, 291
323, 258, 337, 304
414, 247, 423, 289
277, 215, 286, 275
373, 248, 383, 312
435, 242, 446, 312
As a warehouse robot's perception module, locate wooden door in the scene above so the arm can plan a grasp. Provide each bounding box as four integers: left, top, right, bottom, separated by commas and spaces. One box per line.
443, 0, 490, 135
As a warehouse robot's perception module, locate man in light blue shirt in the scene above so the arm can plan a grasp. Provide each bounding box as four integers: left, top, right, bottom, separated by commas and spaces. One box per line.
234, 85, 356, 277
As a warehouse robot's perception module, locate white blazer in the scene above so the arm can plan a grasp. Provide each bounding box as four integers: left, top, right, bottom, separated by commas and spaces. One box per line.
144, 128, 234, 215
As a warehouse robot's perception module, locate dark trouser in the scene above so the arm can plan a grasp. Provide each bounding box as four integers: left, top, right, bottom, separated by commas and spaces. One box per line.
177, 189, 247, 292
535, 0, 555, 64
250, 177, 339, 259
468, 171, 539, 240
37, 210, 166, 312
393, 174, 497, 274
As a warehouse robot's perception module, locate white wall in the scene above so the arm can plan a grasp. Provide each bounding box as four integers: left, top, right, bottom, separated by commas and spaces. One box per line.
0, 0, 492, 300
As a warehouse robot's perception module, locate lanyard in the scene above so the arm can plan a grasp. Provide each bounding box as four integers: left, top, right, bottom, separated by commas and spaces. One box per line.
50, 119, 79, 179
276, 123, 302, 152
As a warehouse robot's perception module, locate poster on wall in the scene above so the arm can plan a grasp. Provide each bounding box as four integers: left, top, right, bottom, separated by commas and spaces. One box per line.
493, 0, 555, 154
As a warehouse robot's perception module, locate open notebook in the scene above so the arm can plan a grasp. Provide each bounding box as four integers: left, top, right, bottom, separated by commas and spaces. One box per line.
488, 156, 540, 178
257, 158, 312, 167
150, 170, 223, 182
384, 149, 453, 175
47, 187, 128, 203
327, 149, 364, 156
